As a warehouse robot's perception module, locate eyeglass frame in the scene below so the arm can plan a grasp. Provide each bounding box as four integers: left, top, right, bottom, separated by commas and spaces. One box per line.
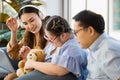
74, 28, 84, 36
44, 34, 58, 42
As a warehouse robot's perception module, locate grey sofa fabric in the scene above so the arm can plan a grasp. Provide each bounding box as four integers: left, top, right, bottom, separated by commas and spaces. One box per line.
0, 47, 19, 79
0, 47, 19, 70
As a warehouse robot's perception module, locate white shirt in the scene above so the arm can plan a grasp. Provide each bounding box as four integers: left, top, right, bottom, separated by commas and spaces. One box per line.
87, 33, 120, 80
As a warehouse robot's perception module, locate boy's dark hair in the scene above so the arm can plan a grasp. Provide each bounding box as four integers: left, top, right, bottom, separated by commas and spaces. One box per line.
73, 10, 105, 34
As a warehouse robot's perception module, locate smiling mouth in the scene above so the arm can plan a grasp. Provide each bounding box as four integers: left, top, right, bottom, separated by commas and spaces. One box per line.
31, 27, 36, 32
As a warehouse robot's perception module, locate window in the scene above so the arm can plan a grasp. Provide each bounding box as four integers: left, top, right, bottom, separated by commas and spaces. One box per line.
70, 0, 120, 40
70, 0, 86, 29
109, 0, 120, 40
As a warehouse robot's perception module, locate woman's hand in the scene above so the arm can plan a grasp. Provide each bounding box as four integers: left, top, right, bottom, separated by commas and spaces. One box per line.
6, 17, 18, 32
19, 46, 31, 59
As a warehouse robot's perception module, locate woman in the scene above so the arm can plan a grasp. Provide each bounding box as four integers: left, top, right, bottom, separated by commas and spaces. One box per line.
6, 5, 47, 60
4, 5, 48, 80
14, 16, 88, 80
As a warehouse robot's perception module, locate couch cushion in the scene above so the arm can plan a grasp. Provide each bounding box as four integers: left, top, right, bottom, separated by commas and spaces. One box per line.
0, 47, 19, 70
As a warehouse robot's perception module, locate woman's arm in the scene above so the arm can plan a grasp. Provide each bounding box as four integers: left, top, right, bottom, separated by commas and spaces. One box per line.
6, 18, 18, 46
7, 40, 23, 60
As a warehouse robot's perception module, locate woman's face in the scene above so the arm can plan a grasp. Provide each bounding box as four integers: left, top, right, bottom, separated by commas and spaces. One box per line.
44, 30, 63, 47
21, 13, 42, 34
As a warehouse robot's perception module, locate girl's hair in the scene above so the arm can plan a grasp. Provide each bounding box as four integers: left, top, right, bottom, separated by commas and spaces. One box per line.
44, 15, 72, 36
18, 5, 44, 19
18, 5, 48, 49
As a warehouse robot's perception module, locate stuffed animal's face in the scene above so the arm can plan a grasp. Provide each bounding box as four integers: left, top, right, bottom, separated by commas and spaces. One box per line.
27, 49, 45, 62
27, 52, 37, 61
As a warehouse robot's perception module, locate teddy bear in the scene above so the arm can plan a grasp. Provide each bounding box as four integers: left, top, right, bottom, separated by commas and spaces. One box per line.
16, 49, 45, 77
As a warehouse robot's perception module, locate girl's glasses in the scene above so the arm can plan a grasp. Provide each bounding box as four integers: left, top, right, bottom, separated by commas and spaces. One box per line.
44, 35, 57, 42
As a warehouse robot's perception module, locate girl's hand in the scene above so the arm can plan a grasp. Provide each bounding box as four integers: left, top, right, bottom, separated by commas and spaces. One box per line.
19, 46, 31, 59
24, 60, 35, 70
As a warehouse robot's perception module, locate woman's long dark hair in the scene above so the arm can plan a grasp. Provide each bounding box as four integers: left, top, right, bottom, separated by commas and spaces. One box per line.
18, 5, 48, 49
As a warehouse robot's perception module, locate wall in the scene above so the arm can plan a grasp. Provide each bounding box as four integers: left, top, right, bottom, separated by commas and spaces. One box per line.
45, 0, 63, 16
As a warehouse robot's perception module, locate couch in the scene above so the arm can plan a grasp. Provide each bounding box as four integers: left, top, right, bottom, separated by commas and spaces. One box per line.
0, 47, 19, 80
